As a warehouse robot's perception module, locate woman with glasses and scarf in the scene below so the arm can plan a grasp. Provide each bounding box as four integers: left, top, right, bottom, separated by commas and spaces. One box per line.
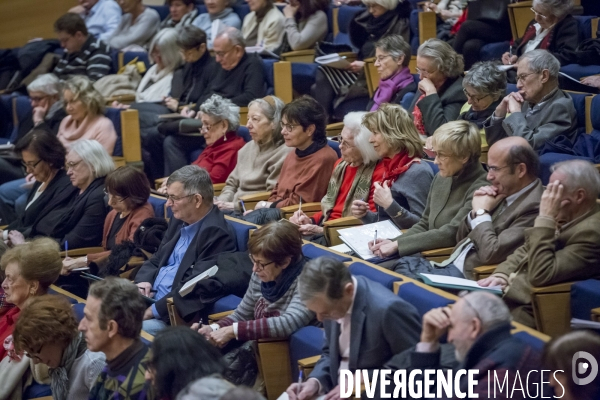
193, 220, 315, 385
61, 166, 154, 275
12, 295, 105, 400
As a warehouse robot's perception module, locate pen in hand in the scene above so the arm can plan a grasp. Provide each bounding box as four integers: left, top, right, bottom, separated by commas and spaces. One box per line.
296, 370, 303, 397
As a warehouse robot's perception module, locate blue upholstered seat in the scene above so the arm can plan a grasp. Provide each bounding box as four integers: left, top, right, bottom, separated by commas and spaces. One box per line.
480, 41, 510, 61
104, 107, 124, 157
23, 384, 52, 399
148, 5, 170, 21
302, 243, 351, 262
560, 63, 600, 80
206, 294, 244, 315
512, 331, 546, 351
289, 326, 325, 378
570, 279, 600, 320
348, 261, 402, 290
396, 282, 454, 318
232, 4, 251, 22
261, 59, 276, 96
48, 288, 79, 304
327, 138, 342, 157
149, 194, 167, 218
226, 218, 257, 252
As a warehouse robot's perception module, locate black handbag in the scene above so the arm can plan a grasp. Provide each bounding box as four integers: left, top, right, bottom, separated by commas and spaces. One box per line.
315, 41, 354, 57
466, 0, 511, 23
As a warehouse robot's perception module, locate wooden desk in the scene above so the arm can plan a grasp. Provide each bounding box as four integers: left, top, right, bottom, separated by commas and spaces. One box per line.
592, 307, 600, 322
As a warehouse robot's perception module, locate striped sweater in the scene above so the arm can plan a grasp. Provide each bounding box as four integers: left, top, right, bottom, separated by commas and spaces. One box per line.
217, 271, 315, 341
53, 36, 112, 82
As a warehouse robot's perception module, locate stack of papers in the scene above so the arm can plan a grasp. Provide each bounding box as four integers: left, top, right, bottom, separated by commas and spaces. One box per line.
336, 220, 402, 261
419, 274, 503, 295
315, 53, 351, 69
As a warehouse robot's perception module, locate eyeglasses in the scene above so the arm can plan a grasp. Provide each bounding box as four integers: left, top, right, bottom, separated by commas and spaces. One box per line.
103, 188, 128, 203
280, 122, 299, 132
416, 67, 437, 76
462, 88, 489, 102
336, 135, 355, 148
516, 72, 537, 83
374, 54, 393, 64
65, 160, 83, 170
434, 152, 452, 161
487, 164, 515, 173
530, 7, 548, 19
165, 193, 198, 203
21, 159, 43, 170
29, 96, 48, 103
214, 46, 236, 58
201, 120, 222, 132
249, 254, 275, 271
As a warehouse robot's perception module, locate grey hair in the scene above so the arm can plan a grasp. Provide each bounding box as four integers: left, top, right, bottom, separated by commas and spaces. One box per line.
375, 34, 412, 67
463, 61, 507, 102
27, 73, 60, 96
533, 0, 573, 18
216, 26, 246, 47
342, 111, 379, 165
247, 96, 285, 146
518, 49, 560, 80
362, 0, 399, 11
418, 38, 464, 78
63, 75, 105, 116
70, 140, 116, 178
550, 159, 600, 201
176, 376, 235, 400
149, 28, 183, 73
167, 165, 214, 203
199, 94, 240, 132
298, 257, 352, 302
460, 291, 511, 332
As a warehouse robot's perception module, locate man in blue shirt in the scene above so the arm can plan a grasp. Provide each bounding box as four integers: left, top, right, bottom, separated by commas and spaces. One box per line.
69, 0, 122, 41
135, 165, 237, 335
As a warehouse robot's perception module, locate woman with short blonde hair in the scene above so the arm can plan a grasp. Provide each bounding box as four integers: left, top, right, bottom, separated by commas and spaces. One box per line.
352, 104, 434, 229
432, 120, 482, 163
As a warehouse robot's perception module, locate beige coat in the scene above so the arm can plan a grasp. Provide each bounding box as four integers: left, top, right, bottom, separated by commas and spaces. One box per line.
241, 6, 285, 52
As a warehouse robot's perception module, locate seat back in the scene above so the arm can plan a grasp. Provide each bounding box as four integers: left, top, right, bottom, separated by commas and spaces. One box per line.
565, 91, 592, 132
334, 5, 362, 50
225, 217, 257, 252
289, 326, 324, 378
11, 95, 32, 143
148, 5, 170, 21
396, 282, 454, 318
570, 279, 600, 320
506, 84, 519, 94
348, 262, 402, 290
232, 4, 251, 22
591, 93, 600, 135
149, 194, 168, 218
512, 331, 546, 351
574, 15, 598, 40
104, 107, 124, 157
302, 243, 352, 262
238, 126, 251, 142
261, 58, 276, 96
327, 138, 342, 157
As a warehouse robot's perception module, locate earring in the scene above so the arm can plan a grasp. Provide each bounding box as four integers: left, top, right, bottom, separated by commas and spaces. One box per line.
224, 133, 227, 142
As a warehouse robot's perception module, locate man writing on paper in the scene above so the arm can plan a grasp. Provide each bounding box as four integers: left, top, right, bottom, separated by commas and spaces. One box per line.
479, 159, 600, 327
134, 165, 236, 335
391, 136, 543, 280
285, 257, 421, 400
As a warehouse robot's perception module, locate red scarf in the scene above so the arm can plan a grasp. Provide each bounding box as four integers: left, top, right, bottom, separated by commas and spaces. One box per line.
412, 93, 427, 136
380, 151, 419, 187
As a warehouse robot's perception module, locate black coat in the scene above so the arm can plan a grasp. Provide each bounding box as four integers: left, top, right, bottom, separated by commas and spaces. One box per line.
135, 205, 237, 322
170, 51, 217, 105
45, 177, 108, 250
5, 169, 78, 237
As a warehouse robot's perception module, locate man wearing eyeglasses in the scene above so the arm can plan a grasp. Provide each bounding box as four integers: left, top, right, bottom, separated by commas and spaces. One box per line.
134, 165, 236, 335
484, 49, 577, 151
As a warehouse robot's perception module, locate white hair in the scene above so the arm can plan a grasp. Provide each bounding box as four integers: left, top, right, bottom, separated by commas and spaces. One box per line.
149, 28, 183, 73
343, 111, 379, 165
460, 291, 511, 332
70, 140, 116, 178
362, 0, 399, 11
27, 74, 60, 96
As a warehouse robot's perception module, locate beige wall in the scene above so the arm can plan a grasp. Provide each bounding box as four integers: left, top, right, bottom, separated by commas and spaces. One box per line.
0, 0, 75, 48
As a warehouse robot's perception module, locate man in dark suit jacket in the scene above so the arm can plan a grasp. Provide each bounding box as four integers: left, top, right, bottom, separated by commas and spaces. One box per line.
135, 165, 236, 335
286, 258, 421, 400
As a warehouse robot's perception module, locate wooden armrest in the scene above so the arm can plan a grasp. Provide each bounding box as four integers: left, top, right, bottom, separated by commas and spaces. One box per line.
50, 284, 86, 303
106, 94, 136, 104
421, 247, 454, 257
281, 202, 322, 219
60, 247, 104, 258
592, 307, 600, 322
325, 122, 344, 137
0, 225, 7, 230
155, 177, 167, 190
257, 337, 287, 343
298, 355, 321, 368
323, 216, 362, 227
213, 183, 226, 195
338, 52, 357, 61
281, 49, 315, 63
473, 265, 497, 274
531, 281, 576, 294
240, 191, 271, 202
208, 310, 234, 321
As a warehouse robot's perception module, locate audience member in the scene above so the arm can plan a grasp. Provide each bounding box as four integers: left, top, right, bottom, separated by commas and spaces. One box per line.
82, 277, 155, 400
393, 137, 543, 280
423, 0, 465, 41
386, 291, 542, 398
176, 375, 235, 400
543, 330, 600, 400
215, 96, 291, 212
248, 96, 338, 216
164, 95, 245, 179
161, 0, 199, 29
484, 49, 578, 151
502, 0, 579, 71
13, 295, 106, 400
479, 160, 600, 327
192, 0, 242, 49
53, 13, 112, 82
107, 0, 160, 51
280, 0, 328, 52
135, 166, 237, 334
221, 387, 266, 400
242, 0, 285, 51
367, 34, 416, 111
0, 243, 9, 317
146, 327, 225, 400
311, 0, 411, 119
69, 0, 122, 41
0, 238, 62, 400
62, 166, 154, 274
370, 120, 487, 260
0, 131, 77, 240
459, 61, 507, 147
291, 111, 382, 241
58, 76, 117, 154
409, 39, 466, 138
286, 257, 421, 400
353, 104, 434, 228
196, 220, 315, 345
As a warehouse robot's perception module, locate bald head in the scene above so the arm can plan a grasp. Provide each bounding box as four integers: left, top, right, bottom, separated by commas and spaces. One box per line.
486, 136, 539, 196
457, 291, 511, 331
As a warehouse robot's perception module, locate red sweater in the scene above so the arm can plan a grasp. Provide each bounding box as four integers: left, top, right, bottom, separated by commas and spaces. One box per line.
191, 131, 245, 183
0, 307, 20, 360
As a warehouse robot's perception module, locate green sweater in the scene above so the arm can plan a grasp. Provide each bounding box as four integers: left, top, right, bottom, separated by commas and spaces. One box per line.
395, 160, 488, 257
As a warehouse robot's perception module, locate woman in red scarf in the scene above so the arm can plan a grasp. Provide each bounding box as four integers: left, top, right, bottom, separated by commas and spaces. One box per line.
352, 103, 434, 229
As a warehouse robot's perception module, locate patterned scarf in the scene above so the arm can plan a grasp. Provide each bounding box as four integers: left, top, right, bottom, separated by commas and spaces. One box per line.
49, 332, 88, 400
320, 161, 376, 222
412, 93, 427, 136
381, 151, 420, 187
261, 256, 305, 303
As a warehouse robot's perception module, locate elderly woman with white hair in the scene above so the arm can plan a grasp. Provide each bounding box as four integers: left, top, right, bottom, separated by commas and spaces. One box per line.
311, 0, 411, 120
351, 104, 434, 228
408, 39, 466, 138
8, 140, 115, 251
215, 96, 291, 213
502, 0, 579, 71
290, 111, 384, 239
